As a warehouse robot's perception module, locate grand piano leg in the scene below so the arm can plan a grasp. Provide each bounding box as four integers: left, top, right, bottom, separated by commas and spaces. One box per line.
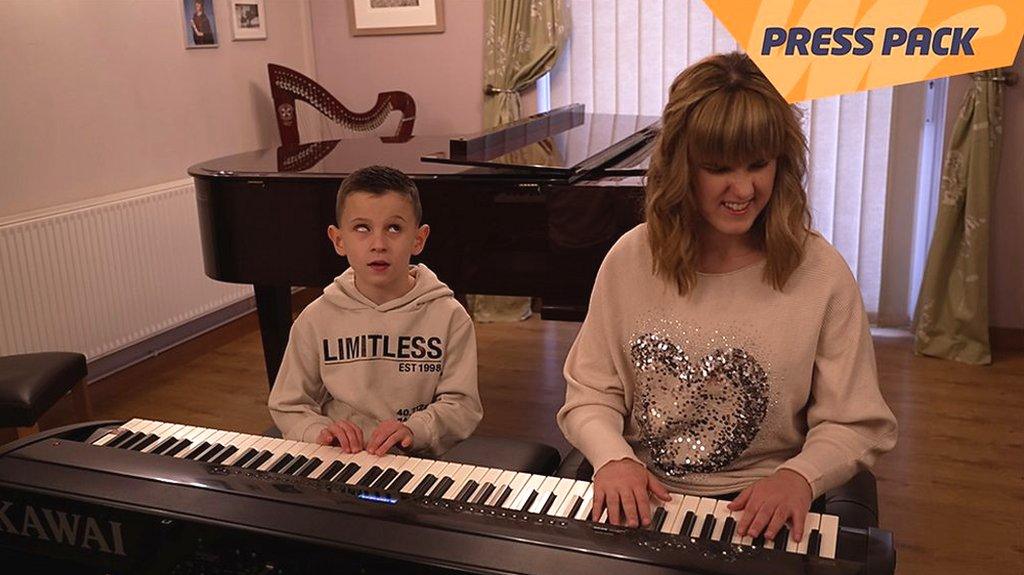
254, 285, 293, 389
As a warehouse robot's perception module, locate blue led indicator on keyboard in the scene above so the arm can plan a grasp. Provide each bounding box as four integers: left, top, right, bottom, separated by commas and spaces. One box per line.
357, 493, 398, 504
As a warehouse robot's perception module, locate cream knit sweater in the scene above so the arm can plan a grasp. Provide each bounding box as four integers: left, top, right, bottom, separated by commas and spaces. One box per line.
557, 225, 897, 497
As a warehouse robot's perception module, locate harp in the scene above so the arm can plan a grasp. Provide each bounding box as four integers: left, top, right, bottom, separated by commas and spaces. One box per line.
268, 63, 416, 146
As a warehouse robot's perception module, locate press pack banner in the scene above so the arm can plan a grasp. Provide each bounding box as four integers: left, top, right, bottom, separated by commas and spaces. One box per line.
705, 0, 1024, 102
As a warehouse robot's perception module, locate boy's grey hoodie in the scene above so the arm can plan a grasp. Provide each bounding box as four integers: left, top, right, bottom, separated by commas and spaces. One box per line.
269, 264, 482, 456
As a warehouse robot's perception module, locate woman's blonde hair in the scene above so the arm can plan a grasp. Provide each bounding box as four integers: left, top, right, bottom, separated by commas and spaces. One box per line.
645, 52, 811, 295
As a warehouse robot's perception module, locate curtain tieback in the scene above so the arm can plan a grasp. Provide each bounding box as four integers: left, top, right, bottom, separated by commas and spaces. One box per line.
484, 83, 523, 95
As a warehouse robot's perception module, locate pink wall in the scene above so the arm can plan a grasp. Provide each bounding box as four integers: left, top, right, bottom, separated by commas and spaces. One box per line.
0, 0, 312, 218
308, 0, 485, 136
943, 43, 1023, 329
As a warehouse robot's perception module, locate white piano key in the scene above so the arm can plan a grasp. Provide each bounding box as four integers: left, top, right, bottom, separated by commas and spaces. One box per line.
711, 499, 732, 541
573, 484, 595, 521
818, 514, 839, 559
93, 418, 147, 445
473, 468, 503, 501
485, 471, 519, 505
442, 465, 476, 500
689, 498, 719, 538
172, 427, 213, 458
398, 459, 437, 493
543, 478, 577, 516
668, 495, 702, 535
456, 466, 491, 500
528, 476, 561, 514
509, 474, 545, 511
728, 509, 746, 545
659, 494, 686, 534
138, 422, 179, 449
184, 429, 228, 457
255, 436, 295, 468
219, 435, 263, 464
147, 424, 196, 453
554, 481, 590, 518
305, 447, 355, 479
795, 512, 822, 555
229, 436, 274, 465
501, 473, 533, 509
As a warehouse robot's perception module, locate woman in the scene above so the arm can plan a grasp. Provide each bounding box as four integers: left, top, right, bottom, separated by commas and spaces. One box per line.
557, 52, 897, 544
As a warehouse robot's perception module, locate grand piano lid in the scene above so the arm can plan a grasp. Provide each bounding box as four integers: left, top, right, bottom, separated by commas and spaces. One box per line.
187, 112, 659, 181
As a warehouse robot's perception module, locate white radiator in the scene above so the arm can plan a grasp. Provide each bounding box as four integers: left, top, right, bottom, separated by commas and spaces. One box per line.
0, 180, 252, 361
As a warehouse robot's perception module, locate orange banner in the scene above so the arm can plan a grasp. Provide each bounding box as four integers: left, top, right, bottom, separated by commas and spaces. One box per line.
705, 0, 1024, 101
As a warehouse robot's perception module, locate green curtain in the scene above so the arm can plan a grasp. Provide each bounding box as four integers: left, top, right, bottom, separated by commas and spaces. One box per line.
912, 70, 1005, 365
472, 0, 568, 322
483, 0, 568, 128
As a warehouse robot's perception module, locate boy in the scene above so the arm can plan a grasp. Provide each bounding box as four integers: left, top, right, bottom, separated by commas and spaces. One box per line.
269, 165, 482, 457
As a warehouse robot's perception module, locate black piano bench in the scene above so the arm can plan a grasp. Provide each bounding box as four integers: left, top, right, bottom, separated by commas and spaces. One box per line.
441, 435, 562, 475
556, 448, 881, 530
0, 352, 92, 440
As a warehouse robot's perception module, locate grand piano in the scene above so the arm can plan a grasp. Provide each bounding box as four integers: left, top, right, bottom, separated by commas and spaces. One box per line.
189, 105, 656, 386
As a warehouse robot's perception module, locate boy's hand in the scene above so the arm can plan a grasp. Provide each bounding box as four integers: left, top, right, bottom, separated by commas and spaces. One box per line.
366, 420, 414, 456
728, 469, 813, 542
317, 420, 364, 453
592, 458, 672, 528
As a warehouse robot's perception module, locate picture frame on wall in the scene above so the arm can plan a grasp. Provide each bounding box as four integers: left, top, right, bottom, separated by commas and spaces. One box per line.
348, 0, 445, 36
229, 0, 267, 40
183, 0, 218, 48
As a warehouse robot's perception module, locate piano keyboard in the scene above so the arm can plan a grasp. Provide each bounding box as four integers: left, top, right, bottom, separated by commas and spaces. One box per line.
94, 418, 840, 559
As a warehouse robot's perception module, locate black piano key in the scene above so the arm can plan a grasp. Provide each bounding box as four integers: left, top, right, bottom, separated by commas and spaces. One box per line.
357, 466, 385, 487
268, 454, 295, 473
183, 442, 211, 460
411, 475, 438, 497
492, 485, 514, 508
281, 456, 309, 475
807, 529, 822, 556
195, 444, 225, 462
680, 511, 697, 537
521, 490, 539, 512
371, 469, 400, 490
539, 492, 558, 515
454, 480, 479, 503
316, 461, 347, 481
428, 476, 455, 498
150, 436, 180, 455
294, 457, 322, 478
244, 450, 273, 469
105, 430, 137, 448
116, 431, 148, 450
388, 470, 415, 492
231, 448, 258, 468
129, 434, 160, 452
566, 496, 584, 519
774, 526, 790, 550
164, 439, 192, 457
752, 533, 766, 548
209, 445, 238, 465
699, 514, 716, 539
720, 517, 737, 543
650, 507, 668, 531
471, 483, 495, 505
333, 463, 361, 483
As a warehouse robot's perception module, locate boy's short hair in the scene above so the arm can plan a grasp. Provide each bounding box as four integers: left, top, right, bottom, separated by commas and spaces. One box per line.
335, 165, 422, 225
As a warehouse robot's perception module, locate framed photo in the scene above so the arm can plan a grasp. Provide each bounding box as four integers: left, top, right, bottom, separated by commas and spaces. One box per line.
348, 0, 445, 36
229, 0, 267, 40
183, 0, 218, 48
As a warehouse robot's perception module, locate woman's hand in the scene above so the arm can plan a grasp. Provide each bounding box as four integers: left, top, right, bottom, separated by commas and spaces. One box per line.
728, 469, 813, 542
592, 458, 672, 528
317, 420, 364, 453
366, 419, 414, 456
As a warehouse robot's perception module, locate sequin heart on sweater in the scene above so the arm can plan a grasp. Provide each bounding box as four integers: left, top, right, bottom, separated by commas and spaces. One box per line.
630, 333, 769, 476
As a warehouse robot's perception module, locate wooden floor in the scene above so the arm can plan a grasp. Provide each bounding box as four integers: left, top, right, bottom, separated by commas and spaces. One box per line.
30, 296, 1024, 575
